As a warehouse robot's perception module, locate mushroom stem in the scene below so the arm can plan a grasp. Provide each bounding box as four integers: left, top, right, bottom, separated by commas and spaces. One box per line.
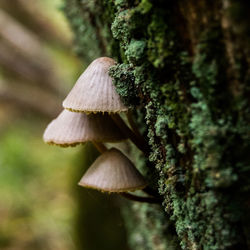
110, 113, 149, 155
92, 141, 108, 153
143, 186, 159, 197
126, 111, 144, 141
120, 192, 161, 204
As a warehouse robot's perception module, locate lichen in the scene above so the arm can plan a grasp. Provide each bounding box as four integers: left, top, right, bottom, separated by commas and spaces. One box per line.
64, 0, 250, 249
109, 63, 138, 107
61, 0, 101, 62
125, 39, 146, 64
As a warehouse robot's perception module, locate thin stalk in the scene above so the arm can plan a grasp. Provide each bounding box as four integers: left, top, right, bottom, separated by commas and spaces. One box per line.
111, 113, 149, 155
92, 141, 107, 153
126, 111, 143, 140
120, 192, 161, 204
143, 186, 160, 197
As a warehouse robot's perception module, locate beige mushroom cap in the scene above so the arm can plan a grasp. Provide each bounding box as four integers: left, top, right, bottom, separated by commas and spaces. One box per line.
78, 148, 147, 192
62, 57, 128, 113
43, 110, 127, 147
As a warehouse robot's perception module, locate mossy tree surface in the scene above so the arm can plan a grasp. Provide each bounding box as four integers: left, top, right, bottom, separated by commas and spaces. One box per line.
63, 0, 250, 249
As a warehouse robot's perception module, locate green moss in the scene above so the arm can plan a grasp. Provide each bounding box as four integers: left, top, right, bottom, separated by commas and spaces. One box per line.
111, 10, 131, 47
64, 0, 250, 249
136, 0, 152, 14
122, 202, 180, 250
125, 39, 146, 64
109, 63, 138, 106
62, 0, 101, 62
147, 11, 175, 68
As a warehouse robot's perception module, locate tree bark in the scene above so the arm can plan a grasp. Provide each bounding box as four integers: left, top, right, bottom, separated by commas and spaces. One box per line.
63, 0, 250, 249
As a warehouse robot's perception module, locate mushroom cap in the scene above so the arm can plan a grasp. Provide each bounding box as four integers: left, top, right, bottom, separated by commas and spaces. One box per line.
62, 57, 128, 113
43, 110, 127, 147
78, 148, 147, 192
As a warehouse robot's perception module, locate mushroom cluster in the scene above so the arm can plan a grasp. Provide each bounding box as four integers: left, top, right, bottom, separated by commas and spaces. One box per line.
43, 57, 159, 203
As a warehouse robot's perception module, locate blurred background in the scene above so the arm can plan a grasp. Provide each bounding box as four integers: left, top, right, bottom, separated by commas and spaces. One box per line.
0, 0, 128, 249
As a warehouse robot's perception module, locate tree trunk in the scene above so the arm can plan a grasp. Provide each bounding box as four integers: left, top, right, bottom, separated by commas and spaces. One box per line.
63, 0, 250, 249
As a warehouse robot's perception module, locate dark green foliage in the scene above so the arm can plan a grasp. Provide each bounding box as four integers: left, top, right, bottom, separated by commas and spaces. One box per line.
64, 0, 250, 249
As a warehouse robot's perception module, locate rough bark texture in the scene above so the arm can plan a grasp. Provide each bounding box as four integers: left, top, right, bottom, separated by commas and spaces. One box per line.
63, 0, 250, 249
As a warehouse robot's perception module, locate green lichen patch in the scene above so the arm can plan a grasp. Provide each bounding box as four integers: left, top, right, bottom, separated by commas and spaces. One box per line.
109, 63, 139, 107
64, 0, 250, 249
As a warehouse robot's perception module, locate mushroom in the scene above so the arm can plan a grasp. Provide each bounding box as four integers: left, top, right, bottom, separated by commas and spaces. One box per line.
79, 148, 159, 203
62, 57, 148, 154
63, 57, 127, 113
43, 109, 127, 152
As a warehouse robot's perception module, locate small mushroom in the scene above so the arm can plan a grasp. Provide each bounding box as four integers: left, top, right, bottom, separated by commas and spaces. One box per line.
63, 57, 128, 113
62, 57, 148, 154
79, 148, 159, 203
79, 148, 146, 192
43, 109, 127, 147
